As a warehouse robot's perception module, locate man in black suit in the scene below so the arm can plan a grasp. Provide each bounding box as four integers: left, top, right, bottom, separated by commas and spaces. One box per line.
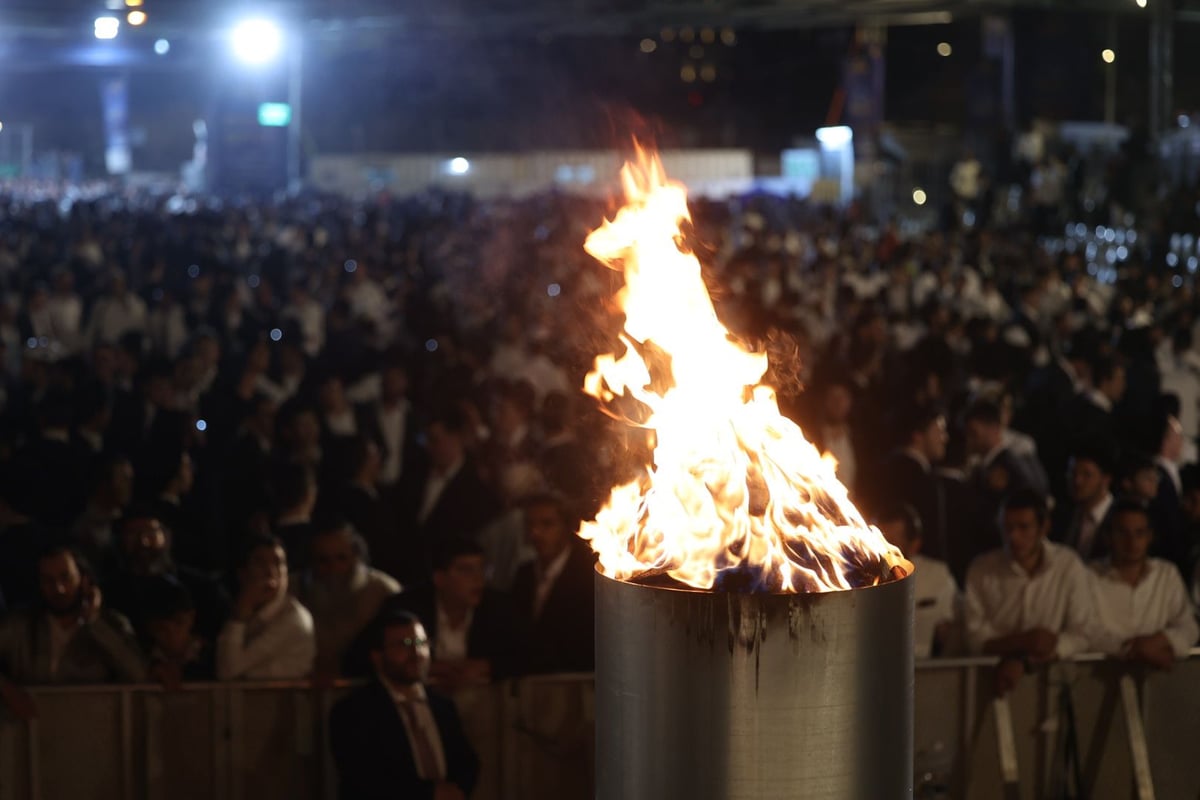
1151, 411, 1187, 572
1052, 444, 1116, 562
352, 538, 520, 687
397, 409, 500, 584
510, 493, 595, 673
330, 436, 396, 577
1017, 330, 1097, 501
271, 463, 319, 571
329, 609, 478, 800
865, 404, 951, 564
355, 358, 422, 496
1063, 354, 1126, 456
963, 397, 1049, 540
8, 390, 88, 528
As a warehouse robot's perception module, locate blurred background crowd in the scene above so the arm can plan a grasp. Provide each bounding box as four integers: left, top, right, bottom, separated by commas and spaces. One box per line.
0, 138, 1198, 706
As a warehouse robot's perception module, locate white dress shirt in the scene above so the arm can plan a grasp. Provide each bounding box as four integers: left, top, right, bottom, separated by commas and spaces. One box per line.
1074, 493, 1113, 562
216, 593, 316, 679
1156, 456, 1183, 496
532, 546, 572, 620
911, 554, 959, 659
417, 459, 463, 524
1090, 558, 1199, 658
377, 401, 410, 485
964, 540, 1103, 658
434, 603, 472, 662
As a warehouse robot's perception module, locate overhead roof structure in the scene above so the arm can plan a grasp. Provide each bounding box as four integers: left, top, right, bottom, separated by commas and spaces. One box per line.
1, 0, 1188, 41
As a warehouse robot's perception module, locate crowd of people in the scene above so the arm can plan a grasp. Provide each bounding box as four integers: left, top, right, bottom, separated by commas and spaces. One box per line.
0, 161, 1198, 789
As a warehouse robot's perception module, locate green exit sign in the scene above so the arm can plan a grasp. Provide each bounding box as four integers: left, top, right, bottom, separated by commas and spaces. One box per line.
257, 103, 292, 127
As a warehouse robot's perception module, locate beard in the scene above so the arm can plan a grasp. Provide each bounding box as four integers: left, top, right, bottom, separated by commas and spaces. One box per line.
44, 588, 83, 618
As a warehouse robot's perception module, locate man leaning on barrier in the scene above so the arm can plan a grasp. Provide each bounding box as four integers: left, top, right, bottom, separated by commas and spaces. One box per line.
0, 544, 145, 720
964, 489, 1106, 694
1089, 497, 1199, 670
329, 609, 479, 800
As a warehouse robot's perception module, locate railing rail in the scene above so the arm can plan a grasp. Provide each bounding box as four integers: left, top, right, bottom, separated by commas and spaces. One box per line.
1, 651, 1199, 799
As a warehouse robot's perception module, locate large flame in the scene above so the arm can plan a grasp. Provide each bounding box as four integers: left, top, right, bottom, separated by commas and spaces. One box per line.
578, 148, 904, 593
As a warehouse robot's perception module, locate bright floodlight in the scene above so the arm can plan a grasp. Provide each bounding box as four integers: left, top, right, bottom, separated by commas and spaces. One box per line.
94, 16, 120, 40
231, 19, 283, 66
1102, 48, 1116, 64
127, 10, 146, 25
912, 188, 928, 206
815, 125, 853, 148
154, 38, 170, 55
448, 157, 471, 175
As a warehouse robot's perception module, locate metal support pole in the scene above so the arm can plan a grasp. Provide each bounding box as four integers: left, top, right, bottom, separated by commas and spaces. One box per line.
993, 696, 1020, 800
1002, 19, 1016, 132
1120, 675, 1155, 800
1150, 0, 1175, 140
286, 36, 304, 194
1105, 17, 1117, 125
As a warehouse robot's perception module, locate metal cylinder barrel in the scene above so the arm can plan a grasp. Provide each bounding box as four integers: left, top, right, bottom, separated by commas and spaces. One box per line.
595, 568, 914, 800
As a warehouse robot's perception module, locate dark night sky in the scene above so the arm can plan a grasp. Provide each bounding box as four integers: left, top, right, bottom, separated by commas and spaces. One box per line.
0, 10, 1194, 172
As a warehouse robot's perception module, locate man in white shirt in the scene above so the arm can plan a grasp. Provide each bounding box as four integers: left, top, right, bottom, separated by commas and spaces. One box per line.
85, 270, 147, 348
877, 504, 959, 659
1090, 499, 1198, 669
965, 490, 1104, 693
293, 522, 400, 680
216, 535, 315, 680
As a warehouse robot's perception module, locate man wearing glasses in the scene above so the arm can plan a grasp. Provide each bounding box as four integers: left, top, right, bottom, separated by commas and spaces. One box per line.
329, 609, 479, 800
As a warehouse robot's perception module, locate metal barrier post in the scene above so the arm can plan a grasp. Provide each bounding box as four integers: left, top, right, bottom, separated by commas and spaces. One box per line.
26, 717, 40, 800
960, 665, 977, 795
120, 689, 133, 800
994, 695, 1021, 799
1119, 675, 1155, 800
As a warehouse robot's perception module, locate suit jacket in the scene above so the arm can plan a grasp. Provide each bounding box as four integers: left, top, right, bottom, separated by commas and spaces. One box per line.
869, 450, 946, 559
7, 435, 87, 528
396, 459, 501, 584
355, 401, 424, 488
509, 543, 596, 673
328, 680, 479, 800
1051, 498, 1115, 562
1062, 393, 1116, 454
275, 520, 317, 572
970, 446, 1050, 535
330, 483, 400, 580
1151, 467, 1186, 572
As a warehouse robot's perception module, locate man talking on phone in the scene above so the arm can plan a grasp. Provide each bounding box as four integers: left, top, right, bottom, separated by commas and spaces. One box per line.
0, 544, 146, 720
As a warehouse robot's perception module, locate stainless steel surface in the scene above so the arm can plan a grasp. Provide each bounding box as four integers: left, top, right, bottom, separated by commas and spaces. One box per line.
595, 569, 914, 800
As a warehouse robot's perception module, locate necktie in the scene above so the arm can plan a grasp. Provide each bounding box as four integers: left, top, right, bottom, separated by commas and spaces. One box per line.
1077, 513, 1097, 560
398, 700, 443, 781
